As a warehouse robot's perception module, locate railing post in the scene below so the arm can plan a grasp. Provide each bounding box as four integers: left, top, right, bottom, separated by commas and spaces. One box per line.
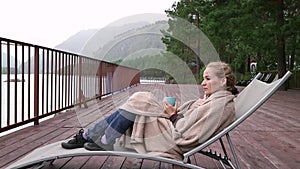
98, 61, 102, 99
34, 46, 39, 125
78, 57, 82, 107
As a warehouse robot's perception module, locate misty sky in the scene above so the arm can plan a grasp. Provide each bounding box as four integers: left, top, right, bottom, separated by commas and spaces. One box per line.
0, 0, 176, 47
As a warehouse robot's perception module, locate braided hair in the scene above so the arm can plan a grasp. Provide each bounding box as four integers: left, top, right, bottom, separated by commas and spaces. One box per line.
206, 62, 238, 95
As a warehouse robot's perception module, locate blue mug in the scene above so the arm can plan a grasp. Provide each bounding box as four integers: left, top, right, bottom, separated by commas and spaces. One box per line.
166, 97, 176, 106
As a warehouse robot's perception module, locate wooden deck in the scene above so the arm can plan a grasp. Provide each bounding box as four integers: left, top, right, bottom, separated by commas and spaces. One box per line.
0, 84, 299, 169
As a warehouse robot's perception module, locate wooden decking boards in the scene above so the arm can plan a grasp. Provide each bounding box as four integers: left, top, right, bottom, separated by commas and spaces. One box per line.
0, 84, 299, 169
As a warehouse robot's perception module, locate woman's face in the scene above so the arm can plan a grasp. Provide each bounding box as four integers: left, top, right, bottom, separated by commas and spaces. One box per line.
201, 67, 226, 96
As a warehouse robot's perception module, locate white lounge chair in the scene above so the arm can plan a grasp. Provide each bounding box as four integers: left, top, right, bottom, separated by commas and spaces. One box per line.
7, 71, 292, 169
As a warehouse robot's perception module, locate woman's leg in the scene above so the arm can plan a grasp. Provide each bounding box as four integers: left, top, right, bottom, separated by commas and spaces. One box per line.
84, 109, 136, 151
62, 109, 135, 150
61, 111, 120, 149
85, 110, 120, 142
86, 109, 135, 144
104, 109, 136, 144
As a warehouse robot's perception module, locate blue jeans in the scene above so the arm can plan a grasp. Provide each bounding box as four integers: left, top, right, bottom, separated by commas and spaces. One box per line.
86, 109, 135, 144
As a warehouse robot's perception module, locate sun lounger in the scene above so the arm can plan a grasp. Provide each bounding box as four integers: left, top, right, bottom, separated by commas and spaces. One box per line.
183, 71, 291, 168
7, 71, 292, 169
236, 72, 262, 86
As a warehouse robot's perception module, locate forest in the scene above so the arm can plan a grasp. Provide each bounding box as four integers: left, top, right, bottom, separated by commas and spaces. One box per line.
162, 0, 299, 82
118, 0, 299, 87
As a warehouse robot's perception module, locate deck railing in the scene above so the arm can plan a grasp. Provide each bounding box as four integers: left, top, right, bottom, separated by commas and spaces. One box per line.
0, 37, 140, 133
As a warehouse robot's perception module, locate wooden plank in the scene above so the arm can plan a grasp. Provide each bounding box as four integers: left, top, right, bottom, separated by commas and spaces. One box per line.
234, 130, 289, 169
159, 162, 173, 169
61, 156, 91, 169
0, 126, 62, 168
100, 156, 125, 169
121, 157, 143, 169
42, 157, 73, 169
192, 153, 213, 168
140, 159, 161, 169
80, 156, 109, 169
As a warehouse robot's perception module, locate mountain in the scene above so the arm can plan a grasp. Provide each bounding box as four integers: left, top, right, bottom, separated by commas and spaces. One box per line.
55, 21, 150, 56
80, 21, 150, 56
55, 29, 98, 54
55, 19, 169, 62
94, 20, 168, 62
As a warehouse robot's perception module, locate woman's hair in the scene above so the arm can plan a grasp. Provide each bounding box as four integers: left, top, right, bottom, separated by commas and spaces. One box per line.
206, 62, 237, 93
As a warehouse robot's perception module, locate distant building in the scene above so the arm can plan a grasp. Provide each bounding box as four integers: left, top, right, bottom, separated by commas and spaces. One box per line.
250, 58, 257, 72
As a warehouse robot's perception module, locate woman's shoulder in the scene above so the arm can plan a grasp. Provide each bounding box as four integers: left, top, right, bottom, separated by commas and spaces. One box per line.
209, 90, 234, 99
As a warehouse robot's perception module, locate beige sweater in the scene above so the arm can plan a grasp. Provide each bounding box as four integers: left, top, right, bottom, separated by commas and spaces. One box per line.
118, 90, 235, 160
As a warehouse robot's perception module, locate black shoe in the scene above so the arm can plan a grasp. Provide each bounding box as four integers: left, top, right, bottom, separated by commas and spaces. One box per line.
84, 142, 114, 151
61, 129, 88, 149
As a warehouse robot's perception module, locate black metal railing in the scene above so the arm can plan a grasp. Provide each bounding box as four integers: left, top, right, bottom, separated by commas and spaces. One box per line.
0, 37, 140, 133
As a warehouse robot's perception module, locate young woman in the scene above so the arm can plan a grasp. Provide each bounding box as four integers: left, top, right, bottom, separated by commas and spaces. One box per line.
61, 61, 237, 160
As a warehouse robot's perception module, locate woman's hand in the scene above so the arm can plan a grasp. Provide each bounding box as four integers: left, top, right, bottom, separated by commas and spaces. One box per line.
163, 98, 178, 116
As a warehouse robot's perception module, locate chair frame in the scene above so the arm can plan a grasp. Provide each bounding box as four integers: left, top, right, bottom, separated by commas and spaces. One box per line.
183, 71, 291, 168
7, 71, 292, 169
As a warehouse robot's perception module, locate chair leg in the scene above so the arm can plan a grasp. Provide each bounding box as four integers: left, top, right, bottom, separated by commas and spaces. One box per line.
220, 138, 237, 169
29, 162, 45, 169
200, 135, 241, 169
219, 138, 231, 169
219, 138, 229, 157
219, 159, 227, 169
226, 133, 241, 169
49, 159, 55, 165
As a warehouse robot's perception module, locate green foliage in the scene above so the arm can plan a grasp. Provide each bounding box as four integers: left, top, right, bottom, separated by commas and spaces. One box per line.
199, 66, 206, 83
1, 67, 17, 74
120, 52, 198, 84
162, 0, 299, 76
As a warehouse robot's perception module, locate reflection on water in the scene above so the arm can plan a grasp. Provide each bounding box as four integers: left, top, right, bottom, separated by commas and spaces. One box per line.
0, 73, 104, 136
0, 74, 79, 136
